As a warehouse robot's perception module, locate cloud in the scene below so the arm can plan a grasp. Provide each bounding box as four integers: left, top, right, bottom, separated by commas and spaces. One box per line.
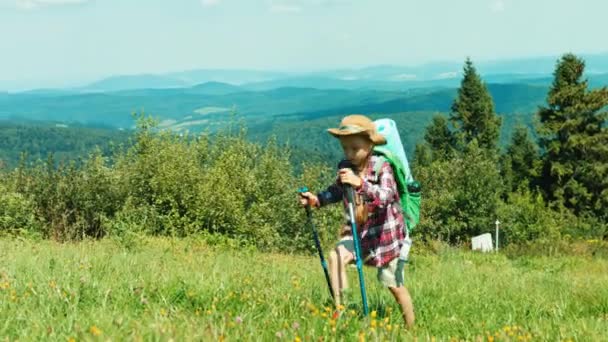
437, 71, 459, 79
490, 0, 505, 13
201, 0, 220, 7
4, 0, 89, 10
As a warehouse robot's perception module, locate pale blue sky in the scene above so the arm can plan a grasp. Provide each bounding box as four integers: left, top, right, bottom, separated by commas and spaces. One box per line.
1, 0, 606, 89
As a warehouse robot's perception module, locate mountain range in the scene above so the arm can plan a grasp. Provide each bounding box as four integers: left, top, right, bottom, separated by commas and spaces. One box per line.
6, 53, 603, 94
0, 53, 606, 136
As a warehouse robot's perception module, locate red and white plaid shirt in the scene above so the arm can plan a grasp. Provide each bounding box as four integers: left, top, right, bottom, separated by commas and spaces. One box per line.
318, 155, 406, 267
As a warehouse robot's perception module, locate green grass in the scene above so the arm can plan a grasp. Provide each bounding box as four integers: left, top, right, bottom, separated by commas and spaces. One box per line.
1, 237, 607, 341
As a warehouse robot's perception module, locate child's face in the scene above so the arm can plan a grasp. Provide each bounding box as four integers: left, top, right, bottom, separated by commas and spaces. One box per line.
339, 134, 373, 167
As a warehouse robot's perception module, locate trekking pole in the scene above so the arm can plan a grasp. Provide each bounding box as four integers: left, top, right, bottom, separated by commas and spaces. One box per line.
339, 161, 369, 316
298, 187, 334, 300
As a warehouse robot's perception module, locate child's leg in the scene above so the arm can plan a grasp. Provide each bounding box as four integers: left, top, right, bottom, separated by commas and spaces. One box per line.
328, 237, 355, 307
328, 249, 340, 305
378, 258, 415, 328
388, 286, 415, 328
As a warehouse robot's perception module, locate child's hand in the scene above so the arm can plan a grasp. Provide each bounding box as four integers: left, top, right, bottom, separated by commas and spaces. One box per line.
339, 169, 362, 188
299, 192, 319, 208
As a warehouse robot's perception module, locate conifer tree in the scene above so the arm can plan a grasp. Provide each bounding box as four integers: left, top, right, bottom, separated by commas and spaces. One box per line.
537, 53, 608, 220
450, 58, 502, 151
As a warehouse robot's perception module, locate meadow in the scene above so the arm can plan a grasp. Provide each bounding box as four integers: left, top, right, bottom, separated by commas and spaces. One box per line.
2, 237, 607, 341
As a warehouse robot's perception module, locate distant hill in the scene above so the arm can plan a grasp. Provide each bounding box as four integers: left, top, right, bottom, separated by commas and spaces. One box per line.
0, 120, 131, 168
167, 69, 286, 85
189, 82, 245, 95
3, 53, 606, 168
271, 83, 547, 122
71, 53, 608, 94
82, 74, 189, 92
0, 83, 551, 129
78, 70, 286, 93
19, 89, 79, 96
4, 53, 608, 93
240, 72, 607, 92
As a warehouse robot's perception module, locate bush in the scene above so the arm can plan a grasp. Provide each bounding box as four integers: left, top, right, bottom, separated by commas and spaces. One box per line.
114, 125, 205, 236
0, 183, 40, 235
8, 150, 121, 240
496, 189, 561, 244
1, 113, 604, 255
415, 143, 503, 243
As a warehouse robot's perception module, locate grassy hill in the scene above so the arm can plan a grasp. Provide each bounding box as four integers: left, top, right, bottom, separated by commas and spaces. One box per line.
1, 237, 606, 341
0, 73, 601, 168
0, 121, 131, 168
0, 79, 549, 168
0, 83, 551, 130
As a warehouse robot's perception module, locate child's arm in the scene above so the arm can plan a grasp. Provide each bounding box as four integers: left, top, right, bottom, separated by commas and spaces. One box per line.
316, 181, 344, 207
299, 180, 342, 208
358, 161, 398, 208
301, 160, 346, 208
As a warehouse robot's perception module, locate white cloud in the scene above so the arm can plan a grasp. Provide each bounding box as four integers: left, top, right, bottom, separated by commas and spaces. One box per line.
201, 0, 220, 7
437, 71, 459, 79
490, 0, 505, 13
8, 0, 88, 10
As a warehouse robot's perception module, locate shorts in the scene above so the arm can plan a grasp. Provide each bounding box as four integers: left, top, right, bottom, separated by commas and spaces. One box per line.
336, 235, 412, 288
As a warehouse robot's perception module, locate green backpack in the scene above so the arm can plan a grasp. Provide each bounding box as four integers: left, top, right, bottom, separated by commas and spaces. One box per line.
373, 119, 421, 233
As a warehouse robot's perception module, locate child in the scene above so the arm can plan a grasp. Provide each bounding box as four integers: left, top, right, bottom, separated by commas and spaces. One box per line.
299, 114, 415, 328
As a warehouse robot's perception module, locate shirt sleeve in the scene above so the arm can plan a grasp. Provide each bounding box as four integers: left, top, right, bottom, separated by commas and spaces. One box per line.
317, 179, 344, 207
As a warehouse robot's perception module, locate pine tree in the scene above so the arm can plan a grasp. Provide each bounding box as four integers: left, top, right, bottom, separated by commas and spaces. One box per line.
503, 124, 540, 191
450, 58, 502, 151
413, 143, 432, 169
538, 53, 608, 220
424, 114, 456, 161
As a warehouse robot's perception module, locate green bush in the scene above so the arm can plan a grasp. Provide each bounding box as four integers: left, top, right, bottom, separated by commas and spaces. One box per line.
1, 113, 604, 254
8, 149, 120, 240
415, 143, 503, 243
0, 183, 40, 234
114, 125, 205, 236
108, 117, 343, 252
496, 189, 561, 244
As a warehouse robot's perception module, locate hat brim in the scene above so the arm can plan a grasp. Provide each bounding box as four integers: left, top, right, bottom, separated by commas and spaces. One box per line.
327, 128, 386, 145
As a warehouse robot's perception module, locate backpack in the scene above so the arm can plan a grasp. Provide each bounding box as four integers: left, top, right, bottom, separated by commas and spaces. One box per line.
372, 118, 421, 233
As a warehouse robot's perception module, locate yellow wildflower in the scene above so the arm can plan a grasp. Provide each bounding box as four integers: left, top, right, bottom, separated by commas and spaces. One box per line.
89, 325, 102, 336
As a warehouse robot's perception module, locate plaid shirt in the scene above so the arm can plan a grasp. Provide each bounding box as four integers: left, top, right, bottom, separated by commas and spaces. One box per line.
317, 155, 406, 267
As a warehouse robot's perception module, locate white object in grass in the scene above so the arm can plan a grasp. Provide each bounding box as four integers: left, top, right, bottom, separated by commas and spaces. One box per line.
472, 233, 493, 252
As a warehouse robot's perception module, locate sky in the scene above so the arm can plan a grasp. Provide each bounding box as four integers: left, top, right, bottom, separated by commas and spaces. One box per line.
1, 0, 607, 90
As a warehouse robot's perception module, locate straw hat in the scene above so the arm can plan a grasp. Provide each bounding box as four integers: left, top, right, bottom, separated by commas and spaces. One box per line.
327, 114, 386, 145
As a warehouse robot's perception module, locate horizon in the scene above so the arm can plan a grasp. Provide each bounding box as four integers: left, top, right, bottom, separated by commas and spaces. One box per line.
3, 51, 608, 93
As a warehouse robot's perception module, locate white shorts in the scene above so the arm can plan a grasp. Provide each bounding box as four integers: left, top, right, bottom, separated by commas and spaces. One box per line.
336, 236, 412, 288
